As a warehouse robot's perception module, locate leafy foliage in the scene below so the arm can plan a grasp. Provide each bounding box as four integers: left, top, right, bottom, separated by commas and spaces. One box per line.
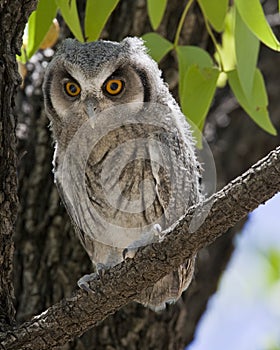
85, 0, 120, 41
24, 0, 57, 60
144, 0, 278, 140
147, 0, 167, 30
56, 0, 84, 42
234, 7, 260, 99
20, 0, 279, 140
197, 0, 228, 32
176, 46, 219, 132
228, 69, 276, 135
235, 0, 280, 51
141, 33, 173, 62
267, 249, 280, 285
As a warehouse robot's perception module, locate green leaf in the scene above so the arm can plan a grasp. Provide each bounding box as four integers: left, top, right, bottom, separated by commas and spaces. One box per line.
235, 6, 260, 99
235, 0, 280, 51
147, 0, 167, 30
176, 47, 218, 145
85, 0, 120, 41
56, 0, 84, 42
180, 65, 219, 129
176, 46, 213, 69
267, 249, 280, 285
214, 7, 235, 87
176, 45, 214, 97
198, 0, 229, 32
215, 7, 236, 70
228, 69, 277, 135
17, 51, 26, 64
142, 33, 173, 62
26, 0, 58, 58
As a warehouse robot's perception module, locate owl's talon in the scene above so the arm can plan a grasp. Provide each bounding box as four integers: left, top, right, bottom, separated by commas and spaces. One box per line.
77, 273, 97, 294
122, 248, 128, 260
122, 247, 138, 260
95, 263, 108, 283
153, 224, 165, 242
123, 224, 164, 260
96, 263, 106, 276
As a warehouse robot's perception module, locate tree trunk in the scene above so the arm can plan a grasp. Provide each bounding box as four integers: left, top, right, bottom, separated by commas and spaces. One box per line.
1, 0, 279, 349
0, 0, 38, 332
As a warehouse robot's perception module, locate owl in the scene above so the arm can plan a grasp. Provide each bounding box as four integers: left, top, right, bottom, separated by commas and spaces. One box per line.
43, 37, 202, 311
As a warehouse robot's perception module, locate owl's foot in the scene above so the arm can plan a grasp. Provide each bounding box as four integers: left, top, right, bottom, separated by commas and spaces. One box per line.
77, 263, 108, 293
77, 273, 97, 294
122, 224, 164, 260
153, 223, 165, 242
122, 246, 137, 260
96, 263, 107, 278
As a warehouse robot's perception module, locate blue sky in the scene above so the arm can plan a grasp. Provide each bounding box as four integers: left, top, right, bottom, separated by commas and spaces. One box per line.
187, 192, 280, 350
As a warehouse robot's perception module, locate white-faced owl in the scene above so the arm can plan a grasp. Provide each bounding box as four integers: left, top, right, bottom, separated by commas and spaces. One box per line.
43, 37, 202, 311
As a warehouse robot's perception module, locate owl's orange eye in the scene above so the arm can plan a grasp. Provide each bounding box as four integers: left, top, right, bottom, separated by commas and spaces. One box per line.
104, 79, 124, 96
65, 81, 81, 97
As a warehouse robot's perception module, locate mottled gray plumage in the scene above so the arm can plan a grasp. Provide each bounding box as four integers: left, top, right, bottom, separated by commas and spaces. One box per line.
43, 37, 201, 311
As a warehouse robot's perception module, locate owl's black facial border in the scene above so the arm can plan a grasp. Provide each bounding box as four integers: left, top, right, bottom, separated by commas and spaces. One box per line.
43, 70, 60, 120
132, 66, 151, 103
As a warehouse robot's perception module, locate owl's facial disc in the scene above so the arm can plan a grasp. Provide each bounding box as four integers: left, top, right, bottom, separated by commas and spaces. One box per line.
47, 61, 148, 126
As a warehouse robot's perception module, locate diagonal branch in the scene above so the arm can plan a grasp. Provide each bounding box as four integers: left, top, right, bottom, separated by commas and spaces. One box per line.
1, 145, 280, 350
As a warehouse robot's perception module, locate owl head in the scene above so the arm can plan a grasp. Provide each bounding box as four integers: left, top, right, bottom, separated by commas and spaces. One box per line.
43, 37, 172, 141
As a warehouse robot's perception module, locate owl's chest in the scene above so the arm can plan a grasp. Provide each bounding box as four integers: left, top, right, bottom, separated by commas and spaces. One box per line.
54, 124, 191, 248
85, 130, 171, 228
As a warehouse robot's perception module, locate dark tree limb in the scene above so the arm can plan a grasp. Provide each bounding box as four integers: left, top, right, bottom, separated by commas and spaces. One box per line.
1, 145, 279, 349
0, 0, 38, 330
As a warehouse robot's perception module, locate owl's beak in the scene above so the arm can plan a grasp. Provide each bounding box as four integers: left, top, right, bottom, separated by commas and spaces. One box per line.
84, 98, 99, 120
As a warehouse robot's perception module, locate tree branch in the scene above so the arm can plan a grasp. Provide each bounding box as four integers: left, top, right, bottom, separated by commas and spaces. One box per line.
1, 145, 279, 349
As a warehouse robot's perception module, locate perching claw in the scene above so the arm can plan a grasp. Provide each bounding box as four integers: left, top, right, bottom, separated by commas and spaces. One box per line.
77, 273, 97, 294
77, 263, 108, 293
122, 224, 164, 260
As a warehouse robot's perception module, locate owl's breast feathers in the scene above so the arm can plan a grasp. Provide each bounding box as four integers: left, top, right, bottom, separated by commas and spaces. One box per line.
83, 124, 192, 229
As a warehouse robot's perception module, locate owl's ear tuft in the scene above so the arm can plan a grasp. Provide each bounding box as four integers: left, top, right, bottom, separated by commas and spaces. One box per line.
121, 37, 147, 54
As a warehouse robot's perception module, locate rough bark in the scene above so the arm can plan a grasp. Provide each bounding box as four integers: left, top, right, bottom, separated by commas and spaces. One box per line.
0, 0, 38, 331
0, 1, 279, 350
